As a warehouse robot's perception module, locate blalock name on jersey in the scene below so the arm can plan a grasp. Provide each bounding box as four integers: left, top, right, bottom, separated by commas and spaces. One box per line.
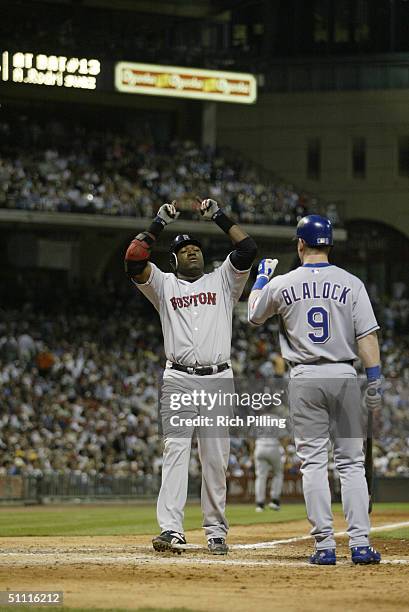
281, 281, 351, 306
170, 292, 217, 310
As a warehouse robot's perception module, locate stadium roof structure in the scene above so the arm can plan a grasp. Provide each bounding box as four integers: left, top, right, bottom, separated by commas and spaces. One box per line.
32, 0, 238, 19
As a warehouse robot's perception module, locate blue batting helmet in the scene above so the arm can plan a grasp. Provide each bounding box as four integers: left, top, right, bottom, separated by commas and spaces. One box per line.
170, 234, 202, 255
296, 215, 333, 247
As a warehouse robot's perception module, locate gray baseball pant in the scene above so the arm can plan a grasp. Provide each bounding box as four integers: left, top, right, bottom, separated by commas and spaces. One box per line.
254, 443, 284, 504
289, 363, 370, 550
157, 368, 232, 540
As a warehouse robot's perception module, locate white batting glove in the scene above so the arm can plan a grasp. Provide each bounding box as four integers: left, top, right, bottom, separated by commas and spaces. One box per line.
199, 198, 219, 220
364, 379, 382, 412
156, 201, 180, 225
257, 258, 279, 281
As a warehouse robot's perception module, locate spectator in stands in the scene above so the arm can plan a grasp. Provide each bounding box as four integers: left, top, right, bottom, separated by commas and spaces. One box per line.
0, 278, 407, 482
1, 115, 329, 226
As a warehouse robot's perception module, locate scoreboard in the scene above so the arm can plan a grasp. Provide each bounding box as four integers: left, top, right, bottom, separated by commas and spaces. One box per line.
1, 50, 102, 90
0, 49, 257, 104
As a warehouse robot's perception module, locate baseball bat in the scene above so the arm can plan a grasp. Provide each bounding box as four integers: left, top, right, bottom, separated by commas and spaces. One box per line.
365, 388, 376, 514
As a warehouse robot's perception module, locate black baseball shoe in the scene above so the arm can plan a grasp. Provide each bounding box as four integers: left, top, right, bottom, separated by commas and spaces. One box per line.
208, 537, 229, 555
268, 499, 281, 511
152, 530, 187, 553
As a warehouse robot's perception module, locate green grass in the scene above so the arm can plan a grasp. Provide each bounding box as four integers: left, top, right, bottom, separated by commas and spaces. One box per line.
0, 503, 307, 537
374, 528, 409, 539
0, 502, 407, 538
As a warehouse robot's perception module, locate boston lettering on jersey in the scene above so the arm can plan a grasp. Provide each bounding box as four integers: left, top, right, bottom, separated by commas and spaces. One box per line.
281, 281, 351, 306
170, 292, 217, 310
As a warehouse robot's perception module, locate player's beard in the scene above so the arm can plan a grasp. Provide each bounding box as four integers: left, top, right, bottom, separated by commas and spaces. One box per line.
178, 260, 204, 280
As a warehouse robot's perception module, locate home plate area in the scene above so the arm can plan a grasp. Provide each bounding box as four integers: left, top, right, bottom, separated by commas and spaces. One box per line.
0, 519, 408, 568
0, 516, 408, 612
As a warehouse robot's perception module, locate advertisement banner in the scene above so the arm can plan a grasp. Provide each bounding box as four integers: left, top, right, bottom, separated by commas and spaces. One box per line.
115, 61, 257, 104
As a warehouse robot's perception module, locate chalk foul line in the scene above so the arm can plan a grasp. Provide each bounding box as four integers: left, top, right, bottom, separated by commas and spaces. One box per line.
232, 520, 409, 550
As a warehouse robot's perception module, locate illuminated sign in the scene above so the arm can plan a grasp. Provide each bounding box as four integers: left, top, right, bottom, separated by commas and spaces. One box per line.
0, 51, 101, 90
114, 62, 257, 104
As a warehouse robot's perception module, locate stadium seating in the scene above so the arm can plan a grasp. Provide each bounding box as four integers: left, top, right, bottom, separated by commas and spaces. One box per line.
0, 282, 407, 480
0, 115, 332, 226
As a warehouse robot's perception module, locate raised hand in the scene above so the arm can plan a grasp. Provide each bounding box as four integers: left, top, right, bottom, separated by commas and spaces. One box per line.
157, 201, 180, 225
197, 197, 220, 220
257, 258, 279, 280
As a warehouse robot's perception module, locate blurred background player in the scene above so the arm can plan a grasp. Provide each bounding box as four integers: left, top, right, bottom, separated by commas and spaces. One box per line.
248, 215, 382, 565
249, 408, 285, 512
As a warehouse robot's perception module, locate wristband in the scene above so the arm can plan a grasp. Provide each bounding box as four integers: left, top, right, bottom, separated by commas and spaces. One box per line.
148, 218, 165, 238
365, 365, 381, 381
252, 275, 269, 291
212, 209, 234, 233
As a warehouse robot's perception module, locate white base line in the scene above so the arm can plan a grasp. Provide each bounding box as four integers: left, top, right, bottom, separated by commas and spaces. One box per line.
232, 521, 409, 550
1, 554, 408, 568
176, 520, 409, 552
0, 521, 408, 568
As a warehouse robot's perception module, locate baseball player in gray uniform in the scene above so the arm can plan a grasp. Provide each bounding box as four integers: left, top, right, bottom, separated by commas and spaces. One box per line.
124, 198, 257, 555
248, 215, 382, 565
253, 424, 285, 512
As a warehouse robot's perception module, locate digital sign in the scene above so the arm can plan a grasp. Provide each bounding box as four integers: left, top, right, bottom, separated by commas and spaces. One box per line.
115, 62, 257, 104
0, 51, 101, 90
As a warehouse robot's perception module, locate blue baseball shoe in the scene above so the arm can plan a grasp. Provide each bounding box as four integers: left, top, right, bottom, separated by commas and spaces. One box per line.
309, 548, 336, 565
351, 546, 381, 565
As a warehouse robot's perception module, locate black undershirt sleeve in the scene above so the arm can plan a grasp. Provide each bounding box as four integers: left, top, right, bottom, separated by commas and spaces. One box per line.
229, 236, 258, 271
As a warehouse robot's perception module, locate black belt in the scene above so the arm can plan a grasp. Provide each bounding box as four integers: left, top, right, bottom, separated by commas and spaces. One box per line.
170, 362, 230, 376
288, 359, 354, 368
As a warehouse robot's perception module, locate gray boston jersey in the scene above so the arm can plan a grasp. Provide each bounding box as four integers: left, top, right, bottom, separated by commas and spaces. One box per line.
248, 263, 379, 363
135, 256, 250, 366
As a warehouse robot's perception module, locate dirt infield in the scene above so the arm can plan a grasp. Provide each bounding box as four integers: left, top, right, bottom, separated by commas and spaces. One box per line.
0, 512, 408, 611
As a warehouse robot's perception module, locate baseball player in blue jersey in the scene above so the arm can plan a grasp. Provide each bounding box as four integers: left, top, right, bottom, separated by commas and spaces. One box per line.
248, 215, 382, 565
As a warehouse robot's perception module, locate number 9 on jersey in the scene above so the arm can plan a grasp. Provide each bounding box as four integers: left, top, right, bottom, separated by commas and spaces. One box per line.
307, 306, 330, 343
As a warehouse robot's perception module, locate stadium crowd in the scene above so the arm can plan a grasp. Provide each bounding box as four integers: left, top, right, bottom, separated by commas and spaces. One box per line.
0, 115, 333, 226
0, 279, 408, 484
